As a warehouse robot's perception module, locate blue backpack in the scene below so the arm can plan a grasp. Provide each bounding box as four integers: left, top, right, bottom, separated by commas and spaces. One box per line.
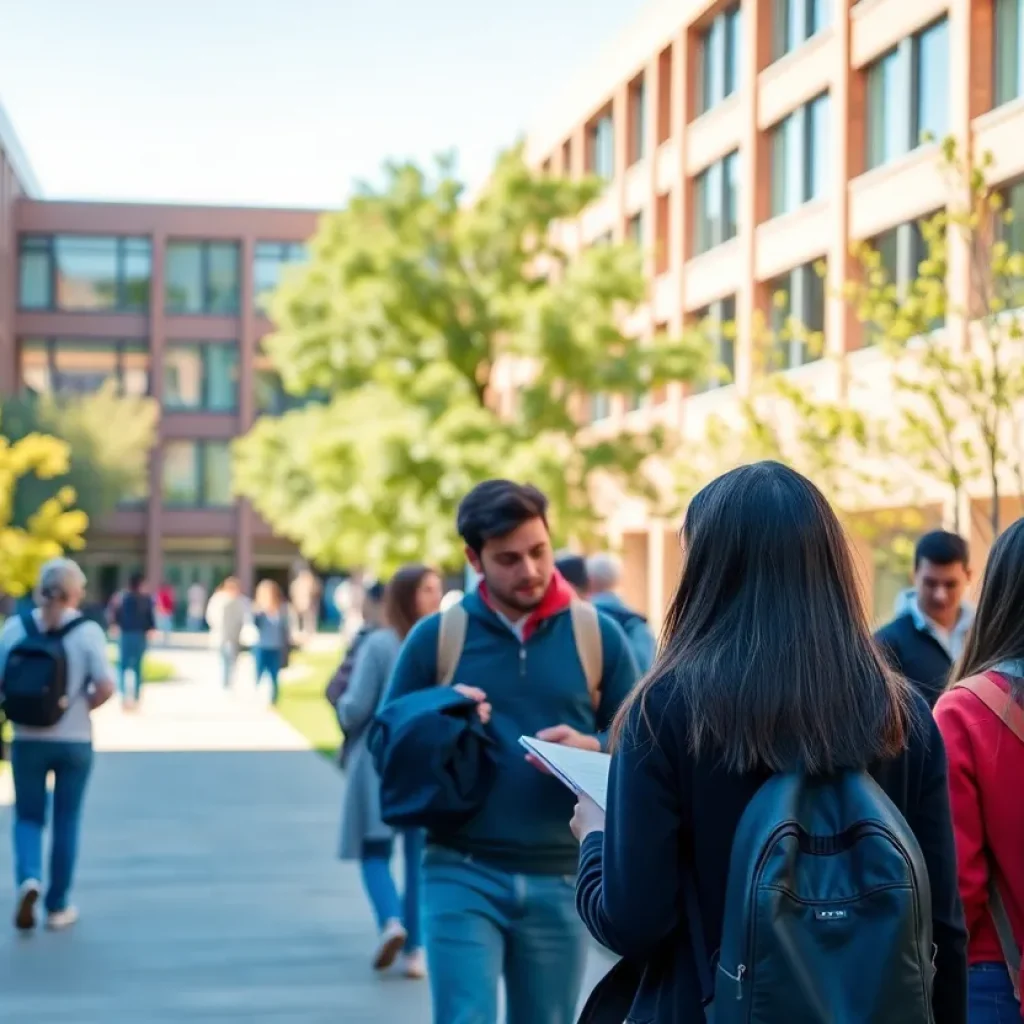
691, 771, 935, 1023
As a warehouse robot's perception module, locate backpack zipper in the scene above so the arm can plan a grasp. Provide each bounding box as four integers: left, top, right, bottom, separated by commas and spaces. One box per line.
718, 962, 746, 999
519, 646, 526, 677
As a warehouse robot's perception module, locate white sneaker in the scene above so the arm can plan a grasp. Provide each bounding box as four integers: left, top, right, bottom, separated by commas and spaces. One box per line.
14, 879, 40, 931
45, 906, 79, 931
372, 918, 407, 971
401, 949, 427, 979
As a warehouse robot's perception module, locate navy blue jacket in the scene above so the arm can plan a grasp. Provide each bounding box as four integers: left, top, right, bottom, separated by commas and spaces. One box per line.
576, 680, 967, 1024
874, 613, 952, 708
383, 575, 638, 875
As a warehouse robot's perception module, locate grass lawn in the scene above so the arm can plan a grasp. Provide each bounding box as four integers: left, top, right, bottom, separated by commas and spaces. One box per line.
106, 644, 177, 682
276, 649, 343, 762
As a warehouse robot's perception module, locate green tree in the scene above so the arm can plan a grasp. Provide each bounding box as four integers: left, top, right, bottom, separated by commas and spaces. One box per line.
234, 146, 707, 572
1, 383, 158, 526
844, 139, 1024, 539
0, 424, 89, 597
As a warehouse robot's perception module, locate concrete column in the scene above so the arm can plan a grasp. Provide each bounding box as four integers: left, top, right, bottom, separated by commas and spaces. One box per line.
145, 231, 166, 587
646, 523, 667, 633
668, 28, 689, 407
236, 235, 256, 592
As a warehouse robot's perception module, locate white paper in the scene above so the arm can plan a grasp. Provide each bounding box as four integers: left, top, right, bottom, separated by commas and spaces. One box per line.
519, 736, 611, 811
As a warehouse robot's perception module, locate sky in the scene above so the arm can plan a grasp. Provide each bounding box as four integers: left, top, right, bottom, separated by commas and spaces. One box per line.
0, 0, 650, 208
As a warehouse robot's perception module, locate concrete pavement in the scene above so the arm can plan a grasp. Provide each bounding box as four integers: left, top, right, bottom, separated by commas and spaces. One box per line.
0, 646, 616, 1022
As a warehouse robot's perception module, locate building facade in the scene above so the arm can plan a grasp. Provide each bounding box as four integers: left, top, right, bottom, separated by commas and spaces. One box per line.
525, 0, 1024, 625
0, 100, 319, 605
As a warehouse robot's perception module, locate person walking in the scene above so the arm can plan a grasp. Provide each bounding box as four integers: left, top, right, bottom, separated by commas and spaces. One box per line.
936, 517, 1024, 1022
0, 559, 115, 931
111, 572, 155, 710
586, 551, 657, 674
154, 581, 175, 644
206, 578, 249, 689
338, 564, 443, 979
252, 580, 293, 705
186, 580, 207, 633
571, 463, 967, 1024
875, 530, 973, 707
383, 480, 639, 1024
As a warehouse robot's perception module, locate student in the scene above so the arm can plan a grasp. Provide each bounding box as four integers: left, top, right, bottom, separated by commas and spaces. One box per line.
384, 480, 638, 1024
111, 572, 156, 710
936, 517, 1024, 1022
337, 565, 442, 979
875, 530, 973, 707
1, 558, 116, 931
571, 462, 967, 1024
206, 577, 249, 689
586, 552, 657, 674
251, 580, 293, 705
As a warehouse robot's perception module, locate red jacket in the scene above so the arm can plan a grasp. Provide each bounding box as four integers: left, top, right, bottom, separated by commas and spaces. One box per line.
935, 673, 1024, 999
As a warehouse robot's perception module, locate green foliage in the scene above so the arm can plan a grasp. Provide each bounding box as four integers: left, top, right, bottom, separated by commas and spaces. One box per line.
235, 145, 707, 571
0, 423, 89, 596
1, 384, 158, 525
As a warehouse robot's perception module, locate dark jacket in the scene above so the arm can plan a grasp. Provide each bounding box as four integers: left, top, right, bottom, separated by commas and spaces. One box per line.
874, 613, 952, 708
114, 591, 155, 634
383, 572, 638, 875
576, 680, 968, 1024
592, 591, 657, 675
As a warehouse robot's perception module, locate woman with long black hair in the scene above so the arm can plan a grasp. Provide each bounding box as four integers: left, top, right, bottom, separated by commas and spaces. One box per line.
937, 517, 1024, 1022
571, 462, 967, 1023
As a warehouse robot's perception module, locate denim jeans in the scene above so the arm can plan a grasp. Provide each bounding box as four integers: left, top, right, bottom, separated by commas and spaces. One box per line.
220, 642, 239, 689
969, 963, 1020, 1024
360, 831, 424, 951
422, 847, 587, 1024
118, 631, 147, 701
254, 647, 282, 704
11, 740, 93, 913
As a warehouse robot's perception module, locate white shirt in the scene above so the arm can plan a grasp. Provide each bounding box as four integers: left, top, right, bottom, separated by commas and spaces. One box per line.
0, 609, 114, 744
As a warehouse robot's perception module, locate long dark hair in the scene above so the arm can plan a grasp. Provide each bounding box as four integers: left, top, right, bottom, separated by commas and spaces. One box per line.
953, 516, 1024, 704
385, 564, 438, 640
612, 462, 910, 774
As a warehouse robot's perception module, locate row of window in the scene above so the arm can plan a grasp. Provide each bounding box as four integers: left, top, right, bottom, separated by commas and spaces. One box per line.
566, 4, 1024, 187
18, 238, 307, 316
19, 338, 309, 415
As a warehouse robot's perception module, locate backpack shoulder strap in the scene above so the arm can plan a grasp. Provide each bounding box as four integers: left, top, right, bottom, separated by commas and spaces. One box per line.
19, 610, 39, 637
569, 600, 603, 710
436, 603, 469, 687
954, 674, 1024, 746
54, 616, 91, 640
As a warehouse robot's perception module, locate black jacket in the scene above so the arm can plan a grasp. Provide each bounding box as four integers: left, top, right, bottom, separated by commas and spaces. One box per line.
874, 613, 952, 708
576, 680, 967, 1024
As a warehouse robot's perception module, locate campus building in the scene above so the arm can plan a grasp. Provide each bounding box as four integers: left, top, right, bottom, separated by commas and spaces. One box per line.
0, 100, 319, 603
524, 0, 1024, 624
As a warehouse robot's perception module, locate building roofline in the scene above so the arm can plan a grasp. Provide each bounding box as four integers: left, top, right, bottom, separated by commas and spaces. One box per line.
0, 98, 42, 197
21, 196, 328, 217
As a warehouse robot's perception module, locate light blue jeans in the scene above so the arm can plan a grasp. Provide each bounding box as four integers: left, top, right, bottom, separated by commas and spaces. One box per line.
118, 631, 147, 701
422, 847, 587, 1024
11, 740, 93, 913
360, 831, 424, 950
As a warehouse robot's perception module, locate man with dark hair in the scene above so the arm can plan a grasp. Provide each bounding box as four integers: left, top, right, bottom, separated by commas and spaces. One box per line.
875, 529, 973, 707
384, 479, 638, 1024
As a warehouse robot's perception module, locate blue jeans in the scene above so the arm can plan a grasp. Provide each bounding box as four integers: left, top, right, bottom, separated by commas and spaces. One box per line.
119, 631, 147, 701
969, 963, 1019, 1024
422, 847, 587, 1024
220, 642, 239, 689
254, 647, 282, 704
11, 740, 93, 913
360, 831, 424, 951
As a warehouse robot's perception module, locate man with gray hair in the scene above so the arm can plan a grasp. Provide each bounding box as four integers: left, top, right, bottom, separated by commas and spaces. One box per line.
585, 552, 657, 674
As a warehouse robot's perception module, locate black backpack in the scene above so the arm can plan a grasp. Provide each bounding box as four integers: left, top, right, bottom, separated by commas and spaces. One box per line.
1, 612, 90, 727
691, 770, 935, 1023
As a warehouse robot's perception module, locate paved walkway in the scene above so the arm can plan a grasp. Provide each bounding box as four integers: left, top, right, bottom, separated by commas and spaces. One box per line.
0, 648, 613, 1022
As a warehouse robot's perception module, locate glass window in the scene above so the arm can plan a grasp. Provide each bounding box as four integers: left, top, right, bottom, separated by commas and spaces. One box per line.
20, 340, 51, 394
206, 243, 240, 314
808, 92, 831, 200
18, 237, 52, 309
19, 339, 149, 397
589, 114, 615, 179
995, 0, 1024, 106
54, 237, 115, 311
120, 344, 150, 398
693, 295, 737, 391
775, 0, 832, 60
164, 343, 239, 412
771, 113, 802, 216
699, 5, 741, 115
203, 442, 233, 507
206, 345, 239, 412
165, 243, 204, 314
695, 151, 739, 254
724, 5, 742, 96
52, 341, 119, 395
254, 242, 307, 309
162, 442, 200, 506
914, 19, 949, 144
630, 78, 646, 163
627, 213, 644, 245
163, 346, 204, 409
866, 49, 904, 170
723, 151, 739, 242
121, 239, 152, 312
771, 263, 826, 369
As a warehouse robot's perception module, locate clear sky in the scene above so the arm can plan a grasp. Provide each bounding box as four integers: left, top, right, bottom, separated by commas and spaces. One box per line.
0, 0, 650, 208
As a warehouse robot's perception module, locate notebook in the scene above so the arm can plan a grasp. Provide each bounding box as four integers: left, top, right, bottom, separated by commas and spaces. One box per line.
519, 736, 611, 811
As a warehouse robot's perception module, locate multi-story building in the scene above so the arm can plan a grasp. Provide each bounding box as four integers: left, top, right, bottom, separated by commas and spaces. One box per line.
0, 99, 319, 604
525, 0, 1024, 625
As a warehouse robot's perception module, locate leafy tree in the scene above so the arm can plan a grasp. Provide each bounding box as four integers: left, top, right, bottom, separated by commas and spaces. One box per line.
843, 139, 1024, 539
1, 383, 158, 526
234, 146, 707, 572
0, 423, 88, 597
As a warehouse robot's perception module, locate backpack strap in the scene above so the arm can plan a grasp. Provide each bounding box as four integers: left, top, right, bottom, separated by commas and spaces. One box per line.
682, 868, 715, 1012
436, 602, 469, 687
19, 610, 39, 637
569, 600, 602, 711
54, 616, 91, 639
953, 673, 1023, 995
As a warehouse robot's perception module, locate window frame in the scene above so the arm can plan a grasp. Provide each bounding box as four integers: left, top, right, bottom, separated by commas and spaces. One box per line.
164, 240, 241, 315
770, 91, 830, 217
692, 295, 737, 391
994, 0, 1024, 107
19, 337, 151, 398
161, 439, 233, 509
770, 262, 827, 370
587, 112, 615, 180
773, 0, 832, 62
694, 150, 740, 255
698, 4, 742, 116
162, 341, 240, 413
253, 241, 307, 310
